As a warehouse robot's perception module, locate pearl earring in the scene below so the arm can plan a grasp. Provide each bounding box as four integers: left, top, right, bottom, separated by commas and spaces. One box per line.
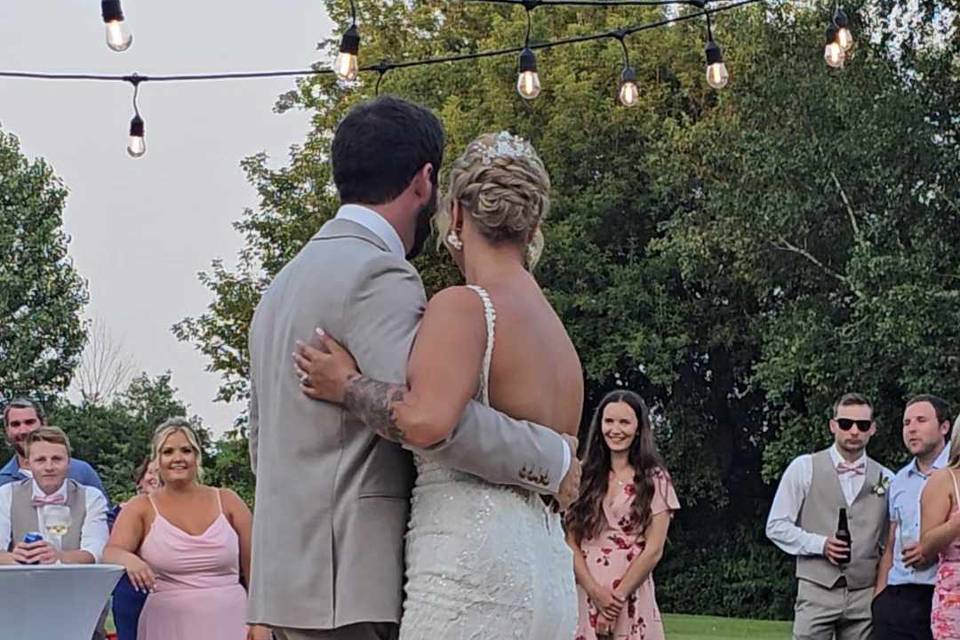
446, 231, 463, 251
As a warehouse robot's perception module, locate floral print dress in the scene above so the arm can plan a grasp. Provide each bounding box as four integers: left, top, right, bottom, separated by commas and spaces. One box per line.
933, 470, 960, 639
575, 470, 680, 640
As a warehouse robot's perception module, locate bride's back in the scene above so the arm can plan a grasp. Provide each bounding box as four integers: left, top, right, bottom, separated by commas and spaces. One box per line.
438, 131, 582, 438
484, 274, 582, 438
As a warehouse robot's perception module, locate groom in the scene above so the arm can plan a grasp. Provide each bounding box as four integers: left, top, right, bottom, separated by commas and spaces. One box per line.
247, 96, 581, 640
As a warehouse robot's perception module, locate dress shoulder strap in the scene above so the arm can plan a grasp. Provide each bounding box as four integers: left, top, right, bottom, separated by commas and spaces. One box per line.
214, 488, 224, 515
146, 493, 160, 517
465, 285, 497, 406
950, 470, 960, 511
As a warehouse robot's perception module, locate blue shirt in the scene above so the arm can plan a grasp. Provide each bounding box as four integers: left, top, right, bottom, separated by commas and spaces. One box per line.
0, 455, 107, 497
886, 445, 951, 586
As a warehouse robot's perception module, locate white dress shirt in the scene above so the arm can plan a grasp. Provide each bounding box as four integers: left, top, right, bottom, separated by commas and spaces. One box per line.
0, 479, 109, 562
766, 445, 894, 557
334, 204, 572, 488
336, 204, 406, 258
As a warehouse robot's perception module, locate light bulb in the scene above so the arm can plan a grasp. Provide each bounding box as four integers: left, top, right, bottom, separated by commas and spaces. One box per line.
336, 24, 360, 81
127, 115, 145, 158
618, 67, 639, 107
705, 40, 729, 90
837, 27, 854, 51
824, 42, 846, 68
101, 0, 132, 52
834, 9, 854, 52
824, 25, 846, 69
517, 48, 541, 100
105, 21, 133, 52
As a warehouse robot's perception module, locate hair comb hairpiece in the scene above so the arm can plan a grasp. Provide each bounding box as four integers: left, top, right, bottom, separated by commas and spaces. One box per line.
476, 131, 534, 166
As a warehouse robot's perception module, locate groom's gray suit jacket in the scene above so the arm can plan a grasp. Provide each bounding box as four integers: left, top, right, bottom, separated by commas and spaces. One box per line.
247, 217, 568, 631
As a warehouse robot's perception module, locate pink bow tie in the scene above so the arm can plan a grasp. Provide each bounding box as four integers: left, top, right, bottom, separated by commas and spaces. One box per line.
32, 494, 66, 507
837, 461, 866, 476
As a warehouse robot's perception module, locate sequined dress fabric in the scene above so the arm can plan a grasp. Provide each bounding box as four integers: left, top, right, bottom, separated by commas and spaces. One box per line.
398, 285, 578, 640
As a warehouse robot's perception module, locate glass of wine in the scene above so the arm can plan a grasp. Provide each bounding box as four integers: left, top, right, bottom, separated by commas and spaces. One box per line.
41, 504, 71, 554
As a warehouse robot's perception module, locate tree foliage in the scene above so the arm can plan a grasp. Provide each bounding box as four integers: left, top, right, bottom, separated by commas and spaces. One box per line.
0, 128, 87, 401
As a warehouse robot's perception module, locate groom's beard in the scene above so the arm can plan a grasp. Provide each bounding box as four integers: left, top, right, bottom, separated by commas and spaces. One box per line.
406, 186, 438, 260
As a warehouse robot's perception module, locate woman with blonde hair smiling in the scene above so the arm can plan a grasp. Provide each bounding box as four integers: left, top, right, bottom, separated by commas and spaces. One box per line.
103, 418, 262, 640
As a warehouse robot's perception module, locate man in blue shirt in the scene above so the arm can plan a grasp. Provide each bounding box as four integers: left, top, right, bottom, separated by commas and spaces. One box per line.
1, 398, 107, 496
873, 394, 952, 640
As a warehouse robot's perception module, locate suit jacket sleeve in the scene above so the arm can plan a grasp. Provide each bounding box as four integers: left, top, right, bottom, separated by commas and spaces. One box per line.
344, 254, 569, 495
248, 374, 260, 475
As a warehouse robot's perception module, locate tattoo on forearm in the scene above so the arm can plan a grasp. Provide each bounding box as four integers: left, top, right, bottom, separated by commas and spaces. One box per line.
343, 375, 409, 443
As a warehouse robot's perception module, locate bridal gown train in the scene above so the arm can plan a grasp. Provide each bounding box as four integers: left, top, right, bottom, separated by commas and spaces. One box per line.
398, 285, 578, 640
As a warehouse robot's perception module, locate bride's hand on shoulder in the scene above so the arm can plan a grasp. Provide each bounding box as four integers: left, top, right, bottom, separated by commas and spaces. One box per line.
293, 328, 359, 404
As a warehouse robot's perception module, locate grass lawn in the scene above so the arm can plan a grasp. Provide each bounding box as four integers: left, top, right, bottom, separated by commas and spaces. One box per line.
663, 613, 791, 640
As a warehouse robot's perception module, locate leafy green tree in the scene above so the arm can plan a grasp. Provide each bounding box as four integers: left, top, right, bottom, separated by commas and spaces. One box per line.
0, 128, 87, 401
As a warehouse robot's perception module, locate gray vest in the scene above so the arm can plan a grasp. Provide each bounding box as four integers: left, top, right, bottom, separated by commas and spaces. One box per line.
7, 479, 86, 552
796, 449, 888, 589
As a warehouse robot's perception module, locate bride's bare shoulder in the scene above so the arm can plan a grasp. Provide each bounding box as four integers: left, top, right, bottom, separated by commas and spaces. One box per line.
424, 286, 486, 316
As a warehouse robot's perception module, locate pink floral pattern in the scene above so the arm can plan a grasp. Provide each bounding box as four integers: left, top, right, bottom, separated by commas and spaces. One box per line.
574, 471, 679, 640
933, 518, 960, 640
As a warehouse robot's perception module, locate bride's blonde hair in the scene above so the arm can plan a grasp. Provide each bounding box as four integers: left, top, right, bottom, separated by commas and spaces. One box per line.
435, 132, 550, 269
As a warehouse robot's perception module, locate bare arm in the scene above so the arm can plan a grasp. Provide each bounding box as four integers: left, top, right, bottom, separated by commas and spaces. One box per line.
222, 489, 254, 589
921, 470, 960, 557
875, 522, 896, 595
615, 512, 672, 597
102, 498, 157, 592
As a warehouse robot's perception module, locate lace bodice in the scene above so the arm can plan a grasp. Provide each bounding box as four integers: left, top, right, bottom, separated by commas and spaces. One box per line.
399, 285, 577, 640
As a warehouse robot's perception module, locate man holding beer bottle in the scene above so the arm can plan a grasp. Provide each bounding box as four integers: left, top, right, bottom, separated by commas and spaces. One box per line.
766, 392, 894, 640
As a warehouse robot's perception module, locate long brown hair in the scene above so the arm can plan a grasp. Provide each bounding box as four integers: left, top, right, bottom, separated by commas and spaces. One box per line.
565, 390, 666, 543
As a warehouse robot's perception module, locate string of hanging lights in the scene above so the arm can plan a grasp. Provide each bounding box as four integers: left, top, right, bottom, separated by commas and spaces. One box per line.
0, 0, 851, 157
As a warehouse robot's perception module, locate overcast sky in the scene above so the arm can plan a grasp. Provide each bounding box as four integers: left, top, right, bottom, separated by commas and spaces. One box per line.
0, 1, 334, 435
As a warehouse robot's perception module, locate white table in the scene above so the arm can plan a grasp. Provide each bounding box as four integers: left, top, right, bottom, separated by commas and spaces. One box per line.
0, 564, 124, 640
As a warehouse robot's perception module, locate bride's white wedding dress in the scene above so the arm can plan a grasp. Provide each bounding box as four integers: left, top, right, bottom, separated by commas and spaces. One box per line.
399, 285, 577, 640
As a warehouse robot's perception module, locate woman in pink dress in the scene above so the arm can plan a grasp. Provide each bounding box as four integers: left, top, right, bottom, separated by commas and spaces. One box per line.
921, 424, 960, 639
566, 390, 679, 640
104, 418, 267, 640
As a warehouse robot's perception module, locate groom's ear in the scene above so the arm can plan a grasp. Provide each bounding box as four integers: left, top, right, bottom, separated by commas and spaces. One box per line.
412, 163, 434, 198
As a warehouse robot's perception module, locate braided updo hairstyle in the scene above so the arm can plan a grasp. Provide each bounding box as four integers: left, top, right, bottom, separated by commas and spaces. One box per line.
436, 132, 551, 268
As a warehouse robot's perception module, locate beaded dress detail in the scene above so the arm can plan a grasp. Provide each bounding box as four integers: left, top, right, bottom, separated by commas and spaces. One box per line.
398, 285, 577, 640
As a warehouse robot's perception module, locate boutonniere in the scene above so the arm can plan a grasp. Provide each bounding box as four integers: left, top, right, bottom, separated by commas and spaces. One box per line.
872, 475, 891, 496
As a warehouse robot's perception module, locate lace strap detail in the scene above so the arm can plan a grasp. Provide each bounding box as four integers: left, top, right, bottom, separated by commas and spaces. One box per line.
466, 285, 496, 405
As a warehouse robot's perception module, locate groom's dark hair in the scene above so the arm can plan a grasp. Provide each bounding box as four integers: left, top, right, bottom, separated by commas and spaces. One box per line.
331, 95, 445, 205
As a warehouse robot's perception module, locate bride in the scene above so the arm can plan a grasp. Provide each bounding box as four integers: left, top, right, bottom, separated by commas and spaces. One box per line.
294, 131, 582, 639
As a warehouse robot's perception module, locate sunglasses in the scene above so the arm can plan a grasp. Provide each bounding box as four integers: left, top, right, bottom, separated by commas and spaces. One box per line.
835, 418, 873, 433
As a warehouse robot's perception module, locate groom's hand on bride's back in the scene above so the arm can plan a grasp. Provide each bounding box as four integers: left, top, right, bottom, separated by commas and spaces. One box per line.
556, 434, 581, 512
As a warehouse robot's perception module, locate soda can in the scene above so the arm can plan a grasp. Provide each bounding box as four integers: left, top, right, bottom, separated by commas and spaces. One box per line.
18, 532, 43, 564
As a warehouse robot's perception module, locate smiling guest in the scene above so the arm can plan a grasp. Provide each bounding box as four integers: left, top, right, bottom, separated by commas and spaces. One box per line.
0, 427, 109, 566
102, 418, 262, 640
565, 390, 679, 640
767, 393, 894, 640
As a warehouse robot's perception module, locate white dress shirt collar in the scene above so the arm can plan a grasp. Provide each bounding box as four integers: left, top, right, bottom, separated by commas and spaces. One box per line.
829, 443, 867, 469
335, 204, 406, 259
31, 478, 68, 500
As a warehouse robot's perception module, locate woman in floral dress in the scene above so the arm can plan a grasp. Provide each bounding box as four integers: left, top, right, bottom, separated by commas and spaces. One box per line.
565, 390, 679, 640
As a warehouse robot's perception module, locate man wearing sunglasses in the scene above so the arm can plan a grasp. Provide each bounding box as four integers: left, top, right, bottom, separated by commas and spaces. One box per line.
767, 392, 894, 640
1, 398, 107, 498
872, 394, 951, 640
